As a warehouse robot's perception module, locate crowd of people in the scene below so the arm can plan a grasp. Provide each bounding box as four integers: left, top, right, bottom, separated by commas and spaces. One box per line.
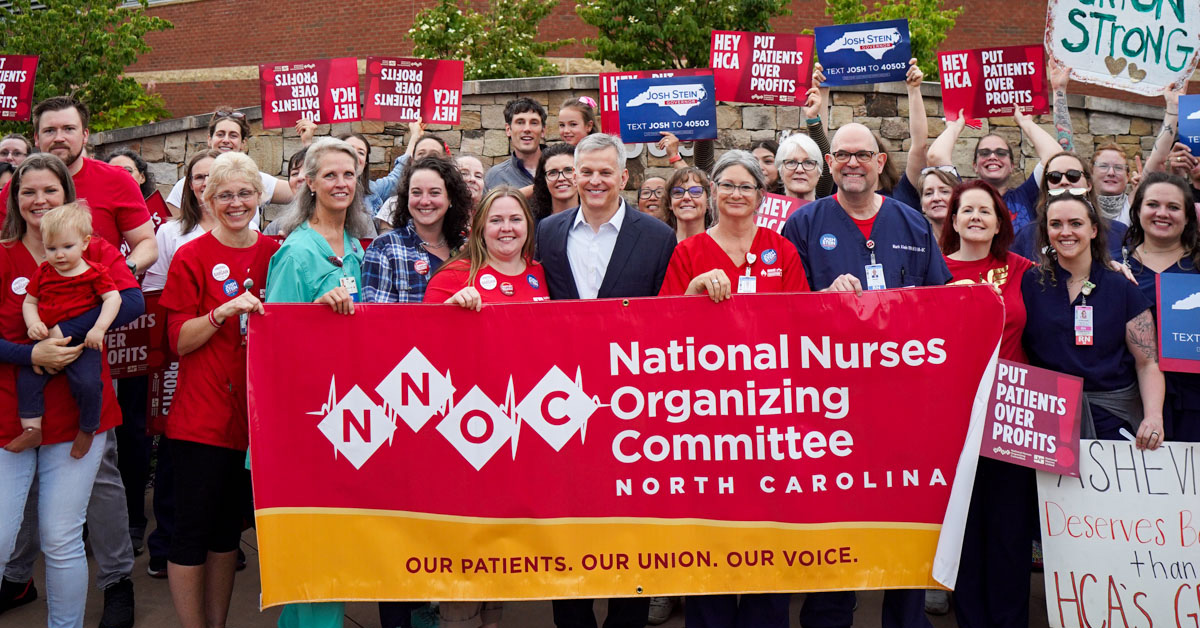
0, 52, 1194, 628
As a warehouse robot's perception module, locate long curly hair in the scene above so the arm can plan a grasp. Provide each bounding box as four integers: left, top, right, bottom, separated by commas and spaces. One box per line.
531, 142, 577, 221
1124, 170, 1200, 270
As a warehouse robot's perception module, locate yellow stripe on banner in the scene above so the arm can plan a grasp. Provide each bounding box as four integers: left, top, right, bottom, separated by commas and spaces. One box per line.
255, 509, 945, 607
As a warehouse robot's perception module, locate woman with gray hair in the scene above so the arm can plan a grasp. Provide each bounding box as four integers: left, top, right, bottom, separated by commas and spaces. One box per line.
659, 151, 808, 309
775, 133, 824, 202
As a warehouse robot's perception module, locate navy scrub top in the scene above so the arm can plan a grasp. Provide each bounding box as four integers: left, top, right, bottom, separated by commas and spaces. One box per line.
782, 194, 951, 291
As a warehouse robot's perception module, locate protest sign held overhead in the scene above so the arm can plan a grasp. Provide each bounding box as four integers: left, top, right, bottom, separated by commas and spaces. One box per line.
939, 45, 1049, 120
1037, 441, 1200, 627
710, 30, 814, 105
1046, 0, 1200, 96
815, 20, 912, 86
599, 69, 710, 137
259, 57, 361, 129
248, 287, 1002, 605
1157, 273, 1200, 373
616, 74, 718, 144
364, 57, 464, 125
0, 55, 37, 121
982, 360, 1083, 476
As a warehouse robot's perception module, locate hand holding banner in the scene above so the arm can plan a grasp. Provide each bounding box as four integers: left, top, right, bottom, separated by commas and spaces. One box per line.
814, 20, 912, 87
710, 30, 814, 105
939, 45, 1049, 120
0, 55, 38, 121
259, 58, 361, 129
364, 57, 464, 125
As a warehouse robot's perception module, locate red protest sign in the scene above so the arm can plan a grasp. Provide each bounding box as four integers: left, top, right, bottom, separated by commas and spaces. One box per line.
599, 68, 710, 136
106, 290, 170, 379
756, 193, 807, 233
710, 30, 814, 106
981, 359, 1083, 476
364, 57, 464, 125
0, 55, 37, 121
147, 359, 179, 436
248, 287, 1002, 605
938, 45, 1048, 120
259, 58, 361, 129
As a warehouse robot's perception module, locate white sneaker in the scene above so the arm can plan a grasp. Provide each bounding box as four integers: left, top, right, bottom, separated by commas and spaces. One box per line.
648, 596, 674, 625
925, 589, 950, 615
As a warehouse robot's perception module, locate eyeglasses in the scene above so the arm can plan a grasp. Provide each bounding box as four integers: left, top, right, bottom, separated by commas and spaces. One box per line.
191, 173, 209, 183
639, 187, 665, 199
715, 181, 758, 196
0, 150, 27, 159
213, 110, 246, 120
921, 165, 959, 177
546, 167, 575, 181
781, 159, 819, 172
670, 186, 705, 199
214, 190, 257, 203
831, 150, 877, 163
976, 148, 1012, 159
1045, 169, 1085, 185
1093, 163, 1128, 174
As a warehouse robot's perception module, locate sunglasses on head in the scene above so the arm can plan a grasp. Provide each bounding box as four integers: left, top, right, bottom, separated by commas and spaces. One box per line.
214, 110, 246, 120
1045, 169, 1085, 185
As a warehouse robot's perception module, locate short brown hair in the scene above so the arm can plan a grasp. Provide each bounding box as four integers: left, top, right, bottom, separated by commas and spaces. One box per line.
207, 107, 251, 140
33, 96, 90, 134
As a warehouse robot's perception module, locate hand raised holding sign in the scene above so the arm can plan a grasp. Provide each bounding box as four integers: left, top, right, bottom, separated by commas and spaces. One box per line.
1048, 57, 1071, 93
904, 58, 923, 87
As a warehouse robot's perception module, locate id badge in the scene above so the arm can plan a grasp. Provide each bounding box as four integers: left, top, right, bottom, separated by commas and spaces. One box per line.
737, 275, 757, 294
1074, 305, 1093, 346
865, 264, 886, 290
341, 275, 359, 297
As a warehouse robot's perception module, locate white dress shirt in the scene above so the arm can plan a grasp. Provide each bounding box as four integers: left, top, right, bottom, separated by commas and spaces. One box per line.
566, 200, 626, 299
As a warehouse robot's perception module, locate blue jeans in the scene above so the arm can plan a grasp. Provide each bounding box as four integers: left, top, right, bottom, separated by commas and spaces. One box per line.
0, 431, 107, 628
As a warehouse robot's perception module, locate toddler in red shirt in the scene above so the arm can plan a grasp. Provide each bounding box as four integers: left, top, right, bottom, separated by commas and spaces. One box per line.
6, 203, 120, 457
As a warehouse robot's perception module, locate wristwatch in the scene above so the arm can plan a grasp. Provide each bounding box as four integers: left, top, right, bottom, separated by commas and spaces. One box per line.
127, 260, 138, 274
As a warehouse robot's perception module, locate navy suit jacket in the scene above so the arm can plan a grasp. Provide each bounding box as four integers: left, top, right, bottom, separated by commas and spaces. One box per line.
535, 201, 677, 300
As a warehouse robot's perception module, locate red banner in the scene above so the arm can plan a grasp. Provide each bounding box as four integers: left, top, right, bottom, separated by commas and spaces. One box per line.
364, 57, 464, 125
756, 193, 807, 233
259, 58, 361, 129
599, 69, 710, 136
0, 55, 37, 121
106, 290, 169, 380
938, 45, 1048, 120
981, 359, 1083, 476
247, 287, 1002, 606
710, 30, 814, 105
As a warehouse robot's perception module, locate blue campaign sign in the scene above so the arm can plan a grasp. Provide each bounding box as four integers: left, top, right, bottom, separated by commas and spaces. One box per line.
616, 74, 718, 144
1158, 272, 1200, 374
814, 19, 911, 87
1178, 95, 1200, 154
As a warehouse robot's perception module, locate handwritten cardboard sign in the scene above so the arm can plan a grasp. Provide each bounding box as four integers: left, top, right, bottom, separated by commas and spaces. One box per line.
0, 55, 37, 121
814, 20, 911, 86
982, 360, 1083, 476
364, 57, 464, 125
616, 74, 718, 144
1157, 272, 1200, 373
709, 30, 814, 105
259, 58, 361, 129
599, 69, 709, 137
938, 45, 1049, 120
1046, 0, 1200, 96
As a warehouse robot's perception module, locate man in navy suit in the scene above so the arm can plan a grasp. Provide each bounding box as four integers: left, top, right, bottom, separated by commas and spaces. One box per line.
535, 134, 674, 628
536, 133, 676, 302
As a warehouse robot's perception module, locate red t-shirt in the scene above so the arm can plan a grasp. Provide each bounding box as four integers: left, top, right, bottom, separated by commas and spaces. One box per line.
945, 251, 1033, 363
0, 158, 152, 250
159, 232, 280, 451
27, 261, 118, 327
851, 215, 877, 241
0, 238, 137, 446
658, 228, 809, 296
423, 259, 550, 304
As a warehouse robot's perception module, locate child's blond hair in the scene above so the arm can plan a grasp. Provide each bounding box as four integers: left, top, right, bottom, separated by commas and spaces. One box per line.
39, 202, 93, 242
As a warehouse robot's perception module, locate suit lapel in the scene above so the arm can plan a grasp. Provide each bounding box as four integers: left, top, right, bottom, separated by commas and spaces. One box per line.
558, 208, 581, 300
598, 200, 642, 298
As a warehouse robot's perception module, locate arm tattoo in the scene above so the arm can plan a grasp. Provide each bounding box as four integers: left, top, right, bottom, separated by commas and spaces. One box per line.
1159, 122, 1174, 142
1126, 310, 1159, 363
1053, 89, 1075, 152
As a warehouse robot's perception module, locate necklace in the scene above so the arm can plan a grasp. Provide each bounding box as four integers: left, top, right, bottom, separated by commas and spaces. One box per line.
1139, 243, 1183, 255
421, 237, 447, 249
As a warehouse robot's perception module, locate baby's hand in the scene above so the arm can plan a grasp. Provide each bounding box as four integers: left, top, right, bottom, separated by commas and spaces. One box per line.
27, 322, 48, 340
84, 328, 105, 350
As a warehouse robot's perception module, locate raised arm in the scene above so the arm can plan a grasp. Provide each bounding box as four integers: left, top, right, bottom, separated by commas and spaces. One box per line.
927, 110, 967, 167
805, 64, 835, 198
1049, 58, 1075, 153
904, 59, 929, 186
1014, 106, 1062, 165
1144, 85, 1183, 174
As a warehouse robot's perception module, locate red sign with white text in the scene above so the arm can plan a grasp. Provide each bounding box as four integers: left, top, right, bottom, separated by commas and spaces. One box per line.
259, 58, 361, 129
106, 290, 169, 379
600, 69, 710, 136
981, 360, 1082, 476
0, 55, 37, 121
938, 45, 1048, 120
364, 57, 464, 125
247, 287, 1002, 606
756, 193, 807, 233
710, 30, 814, 105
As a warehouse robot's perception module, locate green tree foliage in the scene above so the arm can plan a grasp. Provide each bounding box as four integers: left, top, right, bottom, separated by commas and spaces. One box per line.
410, 0, 573, 80
576, 0, 791, 70
0, 0, 173, 133
825, 0, 962, 79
